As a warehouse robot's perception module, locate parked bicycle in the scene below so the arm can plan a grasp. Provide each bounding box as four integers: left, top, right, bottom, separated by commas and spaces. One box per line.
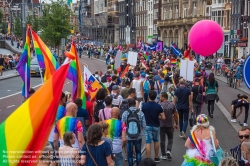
227, 69, 237, 89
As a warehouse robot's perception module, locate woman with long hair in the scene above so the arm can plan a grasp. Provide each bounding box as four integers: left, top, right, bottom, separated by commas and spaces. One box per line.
182, 114, 219, 166
80, 124, 113, 166
205, 73, 219, 118
59, 132, 79, 166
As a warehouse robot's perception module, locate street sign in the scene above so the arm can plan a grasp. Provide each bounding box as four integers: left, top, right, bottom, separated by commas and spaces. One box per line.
243, 55, 250, 90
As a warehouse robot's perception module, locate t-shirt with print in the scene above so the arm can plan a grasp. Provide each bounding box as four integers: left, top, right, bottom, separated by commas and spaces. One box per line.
54, 116, 83, 149
174, 86, 191, 109
159, 101, 176, 128
81, 141, 111, 166
142, 101, 164, 127
98, 107, 112, 120
105, 118, 126, 153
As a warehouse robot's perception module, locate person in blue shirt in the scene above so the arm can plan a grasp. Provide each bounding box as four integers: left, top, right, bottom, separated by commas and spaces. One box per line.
74, 98, 90, 138
235, 61, 241, 88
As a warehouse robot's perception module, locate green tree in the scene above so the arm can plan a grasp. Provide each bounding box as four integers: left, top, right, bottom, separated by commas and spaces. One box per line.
40, 0, 72, 48
13, 17, 22, 37
1, 22, 7, 34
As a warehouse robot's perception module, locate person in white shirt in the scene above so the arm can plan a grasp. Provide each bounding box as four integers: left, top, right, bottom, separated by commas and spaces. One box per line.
130, 72, 143, 103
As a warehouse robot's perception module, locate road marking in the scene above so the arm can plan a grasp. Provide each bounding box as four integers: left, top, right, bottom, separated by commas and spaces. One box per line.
79, 60, 88, 68
0, 83, 43, 100
6, 105, 15, 108
7, 90, 10, 91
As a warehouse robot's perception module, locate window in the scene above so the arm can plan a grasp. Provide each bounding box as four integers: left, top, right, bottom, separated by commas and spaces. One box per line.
175, 5, 178, 18
248, 1, 250, 16
164, 10, 166, 20
225, 35, 229, 41
170, 7, 172, 19
183, 8, 187, 18
193, 3, 197, 16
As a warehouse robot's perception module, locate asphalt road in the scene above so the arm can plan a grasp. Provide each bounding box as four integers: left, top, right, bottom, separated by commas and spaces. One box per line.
0, 53, 244, 166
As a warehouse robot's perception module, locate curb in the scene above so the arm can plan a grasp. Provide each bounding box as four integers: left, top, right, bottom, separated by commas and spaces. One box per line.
0, 73, 19, 81
215, 77, 250, 96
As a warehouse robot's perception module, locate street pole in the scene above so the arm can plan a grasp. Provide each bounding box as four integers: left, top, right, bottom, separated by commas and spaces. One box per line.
22, 0, 26, 42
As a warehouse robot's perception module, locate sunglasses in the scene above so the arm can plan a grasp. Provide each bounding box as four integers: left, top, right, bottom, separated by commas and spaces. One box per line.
239, 135, 250, 139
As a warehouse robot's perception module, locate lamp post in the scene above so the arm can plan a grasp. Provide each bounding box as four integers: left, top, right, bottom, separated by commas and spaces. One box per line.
21, 0, 26, 42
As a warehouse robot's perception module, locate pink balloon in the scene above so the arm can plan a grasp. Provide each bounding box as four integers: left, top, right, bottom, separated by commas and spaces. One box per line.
188, 20, 223, 57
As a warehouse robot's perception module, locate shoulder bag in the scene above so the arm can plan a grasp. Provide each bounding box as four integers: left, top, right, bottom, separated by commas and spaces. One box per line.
209, 130, 224, 166
86, 144, 98, 166
196, 85, 204, 104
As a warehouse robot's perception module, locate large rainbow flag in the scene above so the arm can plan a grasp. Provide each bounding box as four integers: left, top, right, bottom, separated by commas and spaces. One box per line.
67, 41, 86, 108
16, 26, 31, 98
0, 62, 70, 166
31, 30, 59, 81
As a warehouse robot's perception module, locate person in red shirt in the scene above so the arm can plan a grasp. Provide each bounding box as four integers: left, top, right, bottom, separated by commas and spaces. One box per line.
85, 92, 94, 125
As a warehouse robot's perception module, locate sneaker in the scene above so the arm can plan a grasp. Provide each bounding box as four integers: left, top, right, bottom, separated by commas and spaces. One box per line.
160, 156, 167, 160
166, 151, 172, 160
154, 158, 160, 163
244, 123, 248, 126
179, 134, 183, 138
231, 119, 237, 123
181, 131, 186, 140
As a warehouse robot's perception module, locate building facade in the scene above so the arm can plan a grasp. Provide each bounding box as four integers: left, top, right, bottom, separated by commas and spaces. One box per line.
107, 0, 119, 44
135, 0, 147, 43
118, 0, 135, 44
158, 0, 209, 50
210, 0, 231, 57
230, 0, 248, 58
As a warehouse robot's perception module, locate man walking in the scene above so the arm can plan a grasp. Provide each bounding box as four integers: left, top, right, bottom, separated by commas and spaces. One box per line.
142, 90, 166, 162
159, 92, 178, 160
173, 78, 193, 139
122, 98, 146, 166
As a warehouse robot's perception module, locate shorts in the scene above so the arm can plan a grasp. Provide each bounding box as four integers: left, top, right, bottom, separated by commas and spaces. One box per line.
0, 65, 3, 70
216, 64, 221, 69
236, 74, 241, 80
145, 126, 160, 143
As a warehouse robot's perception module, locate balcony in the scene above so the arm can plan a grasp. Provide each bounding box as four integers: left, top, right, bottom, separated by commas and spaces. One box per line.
157, 16, 210, 27
211, 3, 224, 8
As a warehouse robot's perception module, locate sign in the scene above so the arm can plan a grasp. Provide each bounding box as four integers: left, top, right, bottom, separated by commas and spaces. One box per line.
115, 51, 122, 69
180, 59, 194, 81
237, 42, 247, 47
127, 51, 138, 66
243, 55, 250, 90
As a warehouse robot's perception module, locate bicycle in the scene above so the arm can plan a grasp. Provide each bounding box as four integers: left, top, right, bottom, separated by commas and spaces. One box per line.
227, 70, 237, 88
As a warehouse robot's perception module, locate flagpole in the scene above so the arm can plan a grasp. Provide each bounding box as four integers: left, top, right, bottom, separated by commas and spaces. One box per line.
38, 65, 44, 84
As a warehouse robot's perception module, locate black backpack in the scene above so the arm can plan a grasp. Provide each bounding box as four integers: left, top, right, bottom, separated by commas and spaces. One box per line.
149, 80, 155, 90
126, 109, 141, 139
94, 100, 105, 122
119, 99, 129, 119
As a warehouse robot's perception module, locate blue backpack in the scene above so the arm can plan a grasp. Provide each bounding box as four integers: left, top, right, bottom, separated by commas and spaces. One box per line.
143, 80, 150, 94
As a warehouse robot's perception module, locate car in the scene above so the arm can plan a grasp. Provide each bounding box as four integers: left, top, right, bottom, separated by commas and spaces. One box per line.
30, 58, 44, 76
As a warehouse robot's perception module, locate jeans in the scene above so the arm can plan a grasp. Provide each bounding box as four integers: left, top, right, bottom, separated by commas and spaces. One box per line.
78, 51, 82, 57
160, 127, 174, 156
106, 58, 110, 65
114, 152, 123, 166
145, 126, 160, 143
127, 139, 142, 166
177, 108, 189, 134
208, 100, 215, 115
143, 93, 148, 102
193, 103, 202, 118
233, 103, 249, 123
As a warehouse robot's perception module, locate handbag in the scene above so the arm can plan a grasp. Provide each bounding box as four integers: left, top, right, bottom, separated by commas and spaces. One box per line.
209, 130, 225, 166
196, 86, 204, 104
86, 144, 98, 166
189, 113, 195, 127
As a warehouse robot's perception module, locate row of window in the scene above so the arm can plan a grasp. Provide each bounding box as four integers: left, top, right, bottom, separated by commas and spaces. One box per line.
135, 14, 147, 27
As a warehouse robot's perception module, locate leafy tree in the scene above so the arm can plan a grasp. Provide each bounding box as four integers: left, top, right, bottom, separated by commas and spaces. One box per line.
13, 17, 22, 37
40, 0, 72, 49
1, 22, 7, 34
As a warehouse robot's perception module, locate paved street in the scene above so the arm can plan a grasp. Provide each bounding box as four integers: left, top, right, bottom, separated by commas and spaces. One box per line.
0, 52, 246, 166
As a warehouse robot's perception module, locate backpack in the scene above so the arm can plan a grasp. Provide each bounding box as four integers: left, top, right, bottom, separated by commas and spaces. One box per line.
111, 94, 119, 107
149, 80, 155, 90
119, 99, 129, 118
126, 109, 141, 139
94, 100, 105, 122
143, 80, 150, 94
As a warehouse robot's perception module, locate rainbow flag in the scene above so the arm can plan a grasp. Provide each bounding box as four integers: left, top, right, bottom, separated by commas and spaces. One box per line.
31, 30, 59, 81
141, 60, 149, 69
16, 26, 31, 98
170, 59, 177, 66
105, 119, 126, 140
67, 41, 86, 108
176, 61, 180, 68
0, 62, 70, 166
189, 132, 206, 157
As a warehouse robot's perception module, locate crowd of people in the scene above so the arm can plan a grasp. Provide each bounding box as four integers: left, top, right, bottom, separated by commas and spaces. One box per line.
24, 43, 250, 166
